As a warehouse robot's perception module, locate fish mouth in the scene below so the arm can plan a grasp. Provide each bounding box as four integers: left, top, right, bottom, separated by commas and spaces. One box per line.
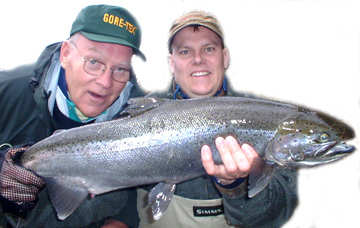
300, 141, 355, 167
319, 141, 355, 157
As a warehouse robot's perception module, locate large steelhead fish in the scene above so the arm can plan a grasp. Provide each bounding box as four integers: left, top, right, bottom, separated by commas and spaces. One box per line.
20, 96, 355, 220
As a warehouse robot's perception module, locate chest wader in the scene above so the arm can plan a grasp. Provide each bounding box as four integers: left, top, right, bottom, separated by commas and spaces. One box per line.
137, 189, 237, 228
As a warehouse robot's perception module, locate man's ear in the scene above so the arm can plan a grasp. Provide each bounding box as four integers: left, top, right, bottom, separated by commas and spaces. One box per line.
223, 47, 230, 70
60, 41, 72, 67
168, 54, 175, 75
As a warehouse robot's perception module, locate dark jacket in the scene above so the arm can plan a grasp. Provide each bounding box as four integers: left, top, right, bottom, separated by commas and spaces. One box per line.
145, 80, 298, 228
0, 42, 145, 228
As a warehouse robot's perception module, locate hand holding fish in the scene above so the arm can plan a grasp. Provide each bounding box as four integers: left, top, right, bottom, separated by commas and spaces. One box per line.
201, 136, 259, 184
0, 145, 44, 215
0, 146, 44, 202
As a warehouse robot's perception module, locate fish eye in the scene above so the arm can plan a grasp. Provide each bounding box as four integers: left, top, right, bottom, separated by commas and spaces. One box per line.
319, 132, 330, 142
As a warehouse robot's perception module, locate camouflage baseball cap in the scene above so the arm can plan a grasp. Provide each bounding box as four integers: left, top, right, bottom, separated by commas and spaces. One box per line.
168, 10, 224, 53
71, 4, 146, 61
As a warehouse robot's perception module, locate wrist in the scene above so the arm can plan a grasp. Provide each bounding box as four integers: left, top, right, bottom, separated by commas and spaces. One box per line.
211, 176, 246, 189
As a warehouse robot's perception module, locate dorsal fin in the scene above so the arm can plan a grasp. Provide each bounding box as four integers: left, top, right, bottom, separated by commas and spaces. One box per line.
53, 129, 66, 135
118, 97, 170, 118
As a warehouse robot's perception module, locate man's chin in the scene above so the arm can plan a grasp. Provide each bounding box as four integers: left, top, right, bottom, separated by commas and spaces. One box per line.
78, 106, 105, 119
190, 90, 217, 98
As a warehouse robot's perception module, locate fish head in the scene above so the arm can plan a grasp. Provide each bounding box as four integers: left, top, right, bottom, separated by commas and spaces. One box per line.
266, 111, 355, 168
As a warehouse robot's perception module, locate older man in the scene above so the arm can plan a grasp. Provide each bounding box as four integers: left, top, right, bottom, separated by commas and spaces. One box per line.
0, 4, 145, 228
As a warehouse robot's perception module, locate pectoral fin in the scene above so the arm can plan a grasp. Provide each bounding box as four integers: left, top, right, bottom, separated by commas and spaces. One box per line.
44, 177, 88, 220
248, 157, 275, 198
148, 182, 176, 220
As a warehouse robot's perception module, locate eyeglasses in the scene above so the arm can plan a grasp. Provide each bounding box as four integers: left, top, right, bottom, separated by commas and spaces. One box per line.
69, 41, 131, 83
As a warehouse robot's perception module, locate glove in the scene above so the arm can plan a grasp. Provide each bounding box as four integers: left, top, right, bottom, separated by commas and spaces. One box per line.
0, 144, 44, 215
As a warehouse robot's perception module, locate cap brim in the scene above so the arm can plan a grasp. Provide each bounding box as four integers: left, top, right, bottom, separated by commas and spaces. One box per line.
80, 31, 146, 61
174, 23, 222, 39
168, 23, 224, 52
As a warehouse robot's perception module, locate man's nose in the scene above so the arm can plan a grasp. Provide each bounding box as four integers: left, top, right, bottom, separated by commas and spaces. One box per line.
95, 69, 113, 88
193, 51, 204, 65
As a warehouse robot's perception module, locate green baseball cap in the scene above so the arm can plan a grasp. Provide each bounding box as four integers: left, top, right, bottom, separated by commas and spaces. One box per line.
70, 4, 146, 61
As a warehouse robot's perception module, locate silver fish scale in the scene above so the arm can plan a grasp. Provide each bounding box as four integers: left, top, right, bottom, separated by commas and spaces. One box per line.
21, 96, 305, 193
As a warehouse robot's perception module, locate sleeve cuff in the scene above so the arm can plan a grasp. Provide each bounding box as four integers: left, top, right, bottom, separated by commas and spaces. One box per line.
211, 176, 246, 189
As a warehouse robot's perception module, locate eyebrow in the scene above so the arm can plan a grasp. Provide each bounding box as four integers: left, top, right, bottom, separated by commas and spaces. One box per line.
84, 46, 103, 55
174, 41, 220, 50
83, 49, 132, 68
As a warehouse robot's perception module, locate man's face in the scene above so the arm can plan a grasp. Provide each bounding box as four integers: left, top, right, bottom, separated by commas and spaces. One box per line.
60, 34, 133, 117
169, 26, 230, 98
